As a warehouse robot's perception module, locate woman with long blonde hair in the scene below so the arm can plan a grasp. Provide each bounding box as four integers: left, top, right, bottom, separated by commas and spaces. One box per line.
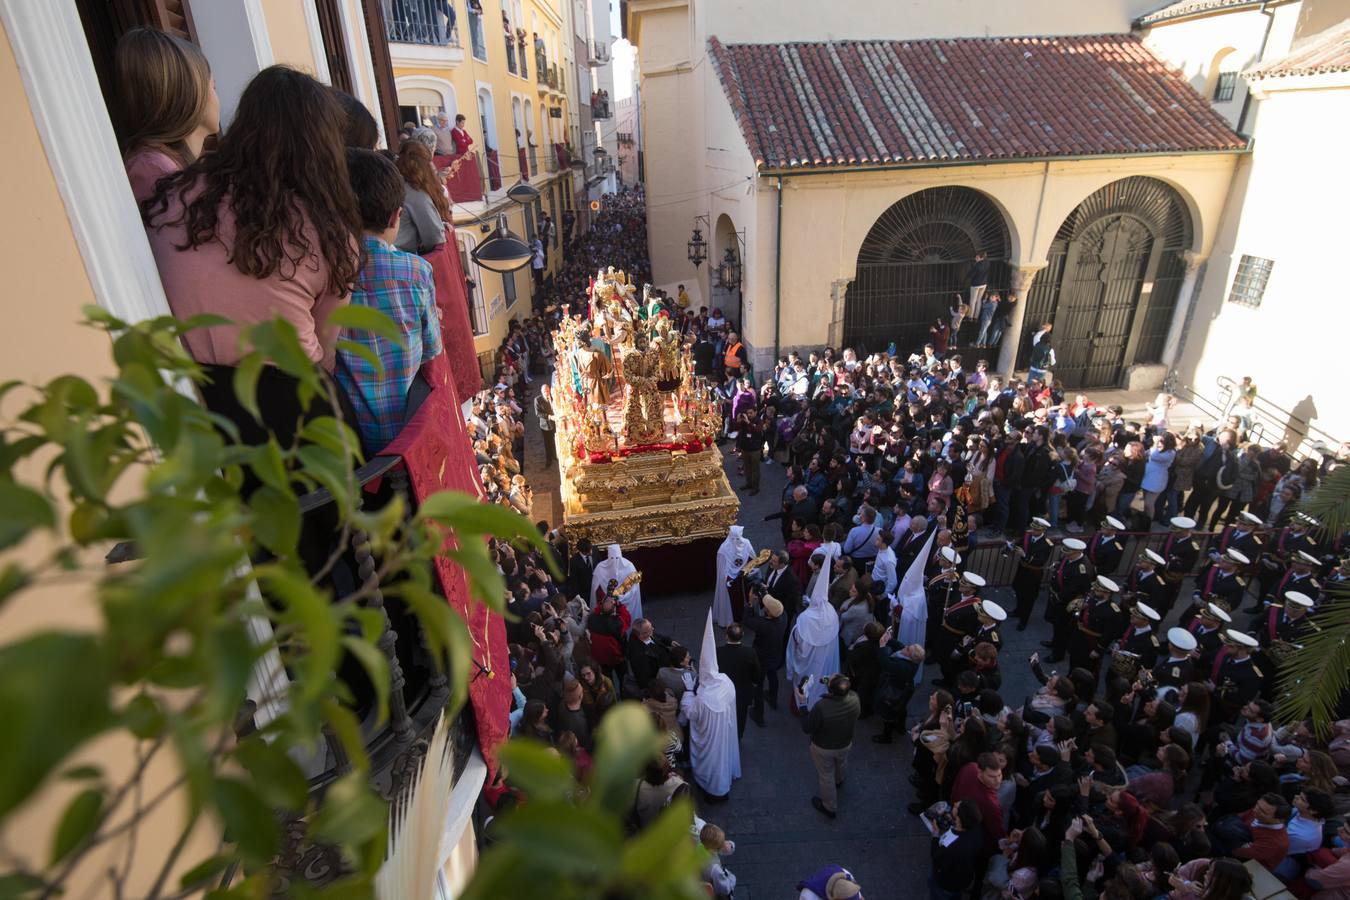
115, 27, 219, 201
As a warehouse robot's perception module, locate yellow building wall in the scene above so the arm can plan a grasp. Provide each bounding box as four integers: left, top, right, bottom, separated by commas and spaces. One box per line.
0, 22, 222, 896
262, 0, 323, 73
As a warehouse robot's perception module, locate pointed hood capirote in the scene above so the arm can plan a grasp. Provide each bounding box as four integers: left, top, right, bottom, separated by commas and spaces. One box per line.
590, 543, 642, 618
712, 525, 754, 627
695, 609, 736, 714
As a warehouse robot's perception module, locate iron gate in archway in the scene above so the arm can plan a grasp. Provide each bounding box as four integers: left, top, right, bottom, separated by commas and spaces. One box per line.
843, 187, 1010, 356
1018, 177, 1193, 388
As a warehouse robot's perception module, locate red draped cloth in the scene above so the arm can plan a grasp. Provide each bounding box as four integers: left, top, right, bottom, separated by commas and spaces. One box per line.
380, 354, 511, 776
420, 227, 482, 401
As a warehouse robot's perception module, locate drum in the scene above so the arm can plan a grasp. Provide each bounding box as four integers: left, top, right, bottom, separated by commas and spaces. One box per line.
1110, 650, 1141, 680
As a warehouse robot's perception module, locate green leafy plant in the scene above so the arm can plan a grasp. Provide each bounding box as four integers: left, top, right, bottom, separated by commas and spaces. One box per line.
1275, 464, 1350, 732
0, 310, 705, 898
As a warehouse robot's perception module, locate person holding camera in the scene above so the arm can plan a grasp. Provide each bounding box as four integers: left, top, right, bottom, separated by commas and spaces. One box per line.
800, 673, 861, 820
929, 799, 984, 900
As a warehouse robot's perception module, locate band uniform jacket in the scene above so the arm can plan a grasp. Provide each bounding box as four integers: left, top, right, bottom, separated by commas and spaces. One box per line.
1259, 528, 1317, 592
1216, 525, 1265, 563
1267, 567, 1320, 607
1127, 568, 1169, 617
1114, 626, 1162, 671
1048, 554, 1096, 607
1087, 532, 1125, 578
1260, 606, 1320, 648
934, 595, 981, 664
1192, 562, 1247, 610
1161, 533, 1200, 587
925, 571, 963, 644
1012, 533, 1054, 597
1069, 598, 1125, 666
1151, 654, 1195, 689
1212, 654, 1265, 719
1188, 622, 1226, 674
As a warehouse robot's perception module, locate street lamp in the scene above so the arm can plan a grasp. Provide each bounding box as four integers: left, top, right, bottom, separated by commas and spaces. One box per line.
687, 226, 707, 269
716, 248, 741, 291
470, 213, 532, 273
506, 180, 541, 204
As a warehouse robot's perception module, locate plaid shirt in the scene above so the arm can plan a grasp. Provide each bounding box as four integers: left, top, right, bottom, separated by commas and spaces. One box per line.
336, 235, 442, 451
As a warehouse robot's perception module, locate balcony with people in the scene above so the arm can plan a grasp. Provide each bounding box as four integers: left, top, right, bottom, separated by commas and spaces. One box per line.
590, 89, 612, 119
383, 0, 461, 47
97, 47, 509, 892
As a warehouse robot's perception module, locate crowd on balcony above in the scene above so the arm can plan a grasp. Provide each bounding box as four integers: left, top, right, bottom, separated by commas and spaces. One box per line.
115, 30, 483, 460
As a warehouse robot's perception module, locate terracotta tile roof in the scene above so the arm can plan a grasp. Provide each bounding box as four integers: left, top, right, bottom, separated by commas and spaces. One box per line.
1136, 0, 1267, 26
1247, 19, 1350, 79
708, 34, 1247, 171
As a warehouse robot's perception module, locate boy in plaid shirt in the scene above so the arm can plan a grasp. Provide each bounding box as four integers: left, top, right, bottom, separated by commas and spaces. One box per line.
336, 150, 443, 452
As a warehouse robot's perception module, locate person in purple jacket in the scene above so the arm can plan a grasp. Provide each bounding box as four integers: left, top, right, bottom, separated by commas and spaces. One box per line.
797, 863, 864, 899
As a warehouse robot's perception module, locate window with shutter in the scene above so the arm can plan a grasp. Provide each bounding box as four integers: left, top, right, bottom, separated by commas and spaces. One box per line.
312, 0, 355, 95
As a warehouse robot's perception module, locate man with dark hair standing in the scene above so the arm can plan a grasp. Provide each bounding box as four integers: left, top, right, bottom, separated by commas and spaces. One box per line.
950, 751, 1006, 854
716, 623, 761, 739
967, 251, 990, 326
930, 800, 985, 900
801, 673, 860, 820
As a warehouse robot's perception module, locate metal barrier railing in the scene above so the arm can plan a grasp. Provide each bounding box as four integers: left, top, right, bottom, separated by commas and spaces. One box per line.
964, 528, 1225, 589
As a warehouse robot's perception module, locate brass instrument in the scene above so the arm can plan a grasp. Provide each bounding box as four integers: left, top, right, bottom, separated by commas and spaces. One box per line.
1266, 640, 1302, 665
1110, 649, 1141, 680
1066, 596, 1087, 616
612, 570, 643, 597
741, 548, 773, 575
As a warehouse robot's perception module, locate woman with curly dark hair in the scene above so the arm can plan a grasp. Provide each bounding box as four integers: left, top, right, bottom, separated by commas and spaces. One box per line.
145, 65, 361, 373
144, 66, 361, 449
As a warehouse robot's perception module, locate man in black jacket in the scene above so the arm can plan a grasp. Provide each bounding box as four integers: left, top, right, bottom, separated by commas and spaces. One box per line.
566, 538, 597, 603
744, 593, 787, 724
930, 800, 985, 900
1012, 745, 1071, 827
716, 623, 762, 739
625, 618, 668, 692
1016, 427, 1052, 529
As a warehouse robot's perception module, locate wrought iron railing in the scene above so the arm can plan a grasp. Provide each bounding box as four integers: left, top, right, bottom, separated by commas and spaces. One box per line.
591, 100, 612, 119
535, 48, 548, 83
467, 7, 487, 58
383, 0, 461, 47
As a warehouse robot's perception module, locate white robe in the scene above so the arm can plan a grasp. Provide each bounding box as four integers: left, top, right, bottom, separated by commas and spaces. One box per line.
680, 681, 741, 797
895, 531, 937, 684
591, 545, 642, 620
786, 543, 842, 710
712, 526, 753, 627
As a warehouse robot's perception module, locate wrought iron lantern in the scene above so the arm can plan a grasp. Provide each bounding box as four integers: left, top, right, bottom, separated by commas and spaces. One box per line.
687, 226, 707, 269
470, 213, 532, 273
716, 248, 741, 290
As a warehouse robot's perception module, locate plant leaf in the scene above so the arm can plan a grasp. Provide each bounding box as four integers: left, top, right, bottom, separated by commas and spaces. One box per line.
0, 483, 56, 552
340, 636, 390, 727
49, 788, 104, 865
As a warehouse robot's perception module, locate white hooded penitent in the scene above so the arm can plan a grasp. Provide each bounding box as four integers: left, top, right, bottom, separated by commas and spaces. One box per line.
712, 525, 753, 627
785, 541, 842, 710
591, 544, 642, 619
679, 610, 742, 797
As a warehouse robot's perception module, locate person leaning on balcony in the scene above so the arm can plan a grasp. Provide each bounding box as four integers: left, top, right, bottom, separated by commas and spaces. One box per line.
432, 112, 456, 158
114, 27, 220, 203
333, 150, 443, 455
393, 140, 450, 255
142, 66, 362, 445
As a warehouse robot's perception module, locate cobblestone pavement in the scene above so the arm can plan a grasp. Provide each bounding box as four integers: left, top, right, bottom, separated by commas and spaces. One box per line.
515, 377, 1192, 898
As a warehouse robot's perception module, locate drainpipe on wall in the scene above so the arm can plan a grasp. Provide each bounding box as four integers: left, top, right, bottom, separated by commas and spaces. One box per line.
773, 175, 783, 359
1236, 1, 1275, 136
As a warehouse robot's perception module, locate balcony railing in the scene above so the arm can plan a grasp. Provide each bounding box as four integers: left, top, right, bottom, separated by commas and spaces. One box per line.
591, 100, 612, 119
383, 0, 460, 46
589, 40, 610, 64
504, 36, 516, 73
517, 146, 529, 180
548, 64, 560, 91
553, 142, 570, 170
485, 148, 502, 191
535, 48, 548, 83
433, 150, 486, 203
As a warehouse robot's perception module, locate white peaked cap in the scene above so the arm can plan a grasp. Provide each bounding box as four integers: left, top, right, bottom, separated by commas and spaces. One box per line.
1285, 591, 1315, 608
1144, 549, 1167, 565
1096, 575, 1120, 593
1135, 602, 1161, 622
697, 609, 735, 713
963, 571, 987, 587
979, 600, 1007, 621
1031, 517, 1052, 530
1104, 516, 1126, 530
1170, 516, 1197, 529
941, 546, 961, 564
1205, 603, 1233, 623
1225, 629, 1258, 648
1167, 627, 1197, 650
1225, 549, 1251, 565
1240, 512, 1263, 526
1063, 538, 1087, 551
1296, 551, 1321, 566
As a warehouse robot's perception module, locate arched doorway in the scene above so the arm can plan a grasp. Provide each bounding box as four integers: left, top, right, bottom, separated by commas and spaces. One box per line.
712, 214, 743, 333
1019, 177, 1193, 388
844, 187, 1010, 356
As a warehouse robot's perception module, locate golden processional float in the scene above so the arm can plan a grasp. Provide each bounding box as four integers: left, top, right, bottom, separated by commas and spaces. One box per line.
552, 268, 739, 550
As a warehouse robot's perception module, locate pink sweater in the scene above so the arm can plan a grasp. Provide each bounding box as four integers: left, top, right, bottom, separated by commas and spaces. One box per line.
124, 147, 181, 203
144, 178, 350, 370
